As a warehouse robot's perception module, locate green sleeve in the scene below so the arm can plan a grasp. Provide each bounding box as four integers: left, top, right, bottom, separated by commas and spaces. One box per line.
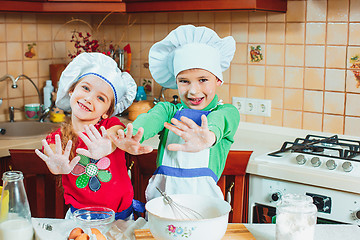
130, 102, 178, 143
207, 104, 240, 145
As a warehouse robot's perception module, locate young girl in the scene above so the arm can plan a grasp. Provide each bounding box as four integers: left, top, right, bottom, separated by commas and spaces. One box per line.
35, 52, 140, 220
110, 25, 240, 201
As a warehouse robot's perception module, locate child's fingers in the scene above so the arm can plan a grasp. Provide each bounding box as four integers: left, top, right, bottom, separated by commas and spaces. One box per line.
84, 125, 97, 141
69, 156, 81, 171
200, 115, 208, 129
164, 122, 184, 137
171, 118, 190, 131
35, 149, 49, 163
126, 123, 133, 139
167, 143, 184, 152
116, 129, 125, 139
139, 145, 153, 154
100, 126, 108, 138
179, 116, 199, 129
78, 131, 92, 146
55, 134, 62, 154
63, 140, 73, 159
42, 139, 54, 156
89, 124, 102, 139
76, 148, 91, 158
133, 127, 144, 142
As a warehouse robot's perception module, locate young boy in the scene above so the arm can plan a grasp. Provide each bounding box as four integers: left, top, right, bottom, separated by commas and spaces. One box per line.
111, 25, 240, 201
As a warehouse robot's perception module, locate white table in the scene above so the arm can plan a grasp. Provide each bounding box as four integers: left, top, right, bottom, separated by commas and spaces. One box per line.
32, 218, 360, 240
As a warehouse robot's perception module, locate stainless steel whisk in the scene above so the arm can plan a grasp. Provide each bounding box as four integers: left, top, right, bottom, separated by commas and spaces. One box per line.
156, 187, 203, 220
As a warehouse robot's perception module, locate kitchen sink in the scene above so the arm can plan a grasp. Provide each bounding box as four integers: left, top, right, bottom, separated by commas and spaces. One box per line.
0, 121, 59, 139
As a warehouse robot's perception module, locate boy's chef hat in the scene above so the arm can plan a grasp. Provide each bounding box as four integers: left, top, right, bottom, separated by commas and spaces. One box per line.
56, 52, 136, 116
149, 25, 236, 89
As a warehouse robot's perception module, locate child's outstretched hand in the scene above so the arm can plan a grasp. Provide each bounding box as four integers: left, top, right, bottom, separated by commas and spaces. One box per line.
76, 125, 112, 159
164, 115, 216, 152
35, 134, 81, 175
109, 123, 153, 155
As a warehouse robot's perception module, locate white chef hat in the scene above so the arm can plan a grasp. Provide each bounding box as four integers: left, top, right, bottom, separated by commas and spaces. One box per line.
149, 25, 236, 89
56, 52, 136, 116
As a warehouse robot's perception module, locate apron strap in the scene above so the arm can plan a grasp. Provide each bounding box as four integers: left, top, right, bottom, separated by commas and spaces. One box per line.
153, 165, 218, 182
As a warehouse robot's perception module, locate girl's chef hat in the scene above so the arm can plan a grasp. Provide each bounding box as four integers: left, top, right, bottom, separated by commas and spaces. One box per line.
149, 25, 236, 89
56, 52, 136, 116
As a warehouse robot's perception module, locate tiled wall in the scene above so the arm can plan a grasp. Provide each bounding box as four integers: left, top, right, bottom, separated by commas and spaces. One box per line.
1, 0, 360, 136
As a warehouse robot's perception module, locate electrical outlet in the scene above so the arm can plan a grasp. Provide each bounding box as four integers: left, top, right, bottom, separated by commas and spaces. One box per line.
244, 98, 258, 115
232, 97, 246, 114
257, 99, 271, 117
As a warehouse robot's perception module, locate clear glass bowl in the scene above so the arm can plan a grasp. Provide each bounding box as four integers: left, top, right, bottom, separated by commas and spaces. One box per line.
73, 207, 115, 232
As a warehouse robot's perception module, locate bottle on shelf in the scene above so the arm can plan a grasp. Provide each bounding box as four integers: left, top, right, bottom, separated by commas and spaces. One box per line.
43, 80, 54, 109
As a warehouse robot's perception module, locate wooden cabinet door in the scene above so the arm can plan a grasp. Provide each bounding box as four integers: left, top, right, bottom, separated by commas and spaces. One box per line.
127, 149, 252, 223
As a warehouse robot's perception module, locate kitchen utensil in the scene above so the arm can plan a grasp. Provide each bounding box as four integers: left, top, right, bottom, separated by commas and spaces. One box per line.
155, 187, 203, 220
145, 193, 231, 240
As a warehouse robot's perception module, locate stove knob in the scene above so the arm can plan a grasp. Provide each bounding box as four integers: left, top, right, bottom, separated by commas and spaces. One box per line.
326, 159, 337, 170
296, 154, 306, 165
352, 210, 360, 220
310, 157, 321, 167
270, 192, 282, 202
342, 161, 353, 172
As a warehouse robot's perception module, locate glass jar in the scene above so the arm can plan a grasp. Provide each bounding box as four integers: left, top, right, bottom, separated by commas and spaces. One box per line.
135, 86, 147, 101
276, 194, 317, 240
0, 171, 33, 240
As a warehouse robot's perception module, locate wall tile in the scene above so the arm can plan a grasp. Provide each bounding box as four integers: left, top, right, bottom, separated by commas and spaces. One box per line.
247, 86, 265, 99
53, 41, 66, 59
350, 0, 360, 22
154, 24, 168, 42
22, 24, 37, 42
0, 78, 8, 99
328, 0, 349, 22
0, 43, 6, 61
248, 65, 265, 86
6, 13, 22, 23
215, 12, 231, 23
323, 114, 344, 134
24, 77, 38, 97
304, 68, 324, 90
140, 24, 154, 42
215, 23, 231, 38
265, 87, 283, 109
306, 1, 327, 22
0, 23, 5, 42
325, 69, 346, 92
198, 12, 214, 23
266, 45, 284, 65
231, 12, 248, 23
305, 45, 325, 67
344, 116, 360, 136
37, 42, 52, 59
249, 12, 266, 23
230, 84, 247, 99
284, 88, 303, 111
216, 83, 230, 103
7, 42, 22, 61
305, 23, 326, 45
128, 24, 141, 42
230, 64, 247, 85
327, 23, 348, 45
345, 93, 360, 116
264, 108, 283, 126
303, 90, 323, 112
154, 13, 168, 23
326, 46, 347, 69
233, 43, 247, 64
37, 24, 51, 41
267, 23, 285, 44
286, 1, 306, 22
303, 112, 322, 131
324, 92, 345, 115
285, 45, 305, 66
347, 46, 360, 69
23, 60, 38, 79
267, 12, 285, 23
349, 23, 360, 45
283, 110, 302, 129
232, 23, 248, 43
286, 23, 305, 44
266, 66, 284, 87
285, 67, 304, 89
38, 59, 51, 77
346, 70, 360, 93
6, 23, 21, 42
168, 12, 183, 23
21, 13, 36, 23
248, 23, 266, 43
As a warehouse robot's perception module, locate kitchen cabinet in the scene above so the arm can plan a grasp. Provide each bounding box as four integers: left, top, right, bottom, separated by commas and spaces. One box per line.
0, 0, 286, 13
126, 149, 252, 223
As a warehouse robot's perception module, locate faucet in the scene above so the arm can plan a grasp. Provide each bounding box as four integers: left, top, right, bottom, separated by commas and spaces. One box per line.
9, 106, 23, 122
12, 74, 50, 122
153, 86, 169, 105
0, 74, 17, 108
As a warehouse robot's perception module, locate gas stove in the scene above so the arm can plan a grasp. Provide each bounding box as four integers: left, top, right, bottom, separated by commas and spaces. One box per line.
247, 134, 360, 225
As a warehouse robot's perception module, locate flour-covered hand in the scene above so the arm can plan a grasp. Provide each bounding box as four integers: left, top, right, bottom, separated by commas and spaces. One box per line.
109, 123, 153, 155
76, 124, 112, 159
164, 115, 216, 152
35, 134, 80, 175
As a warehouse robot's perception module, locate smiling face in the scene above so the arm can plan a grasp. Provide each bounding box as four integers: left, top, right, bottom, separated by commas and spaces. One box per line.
176, 68, 222, 110
69, 75, 114, 126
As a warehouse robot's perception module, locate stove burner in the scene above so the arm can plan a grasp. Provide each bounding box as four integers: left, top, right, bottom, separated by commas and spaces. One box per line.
269, 134, 360, 162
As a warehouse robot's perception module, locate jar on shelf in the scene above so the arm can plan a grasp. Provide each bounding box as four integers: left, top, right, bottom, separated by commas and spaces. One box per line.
276, 193, 317, 240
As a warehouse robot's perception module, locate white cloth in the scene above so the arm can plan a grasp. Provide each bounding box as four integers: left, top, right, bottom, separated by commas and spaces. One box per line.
56, 52, 136, 116
149, 25, 236, 89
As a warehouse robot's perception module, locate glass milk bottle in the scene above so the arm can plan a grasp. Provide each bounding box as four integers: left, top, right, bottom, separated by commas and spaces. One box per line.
0, 171, 34, 240
276, 194, 317, 240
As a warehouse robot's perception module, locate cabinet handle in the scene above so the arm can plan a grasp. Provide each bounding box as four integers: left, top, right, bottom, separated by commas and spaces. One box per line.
127, 161, 134, 179
226, 181, 235, 209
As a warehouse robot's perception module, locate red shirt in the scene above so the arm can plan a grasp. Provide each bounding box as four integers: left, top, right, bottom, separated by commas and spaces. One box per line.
46, 117, 133, 212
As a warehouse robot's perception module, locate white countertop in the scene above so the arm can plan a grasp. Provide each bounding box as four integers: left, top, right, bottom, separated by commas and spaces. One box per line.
32, 218, 360, 240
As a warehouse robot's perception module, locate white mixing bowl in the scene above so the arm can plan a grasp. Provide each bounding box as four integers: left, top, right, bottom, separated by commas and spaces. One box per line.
145, 194, 231, 240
